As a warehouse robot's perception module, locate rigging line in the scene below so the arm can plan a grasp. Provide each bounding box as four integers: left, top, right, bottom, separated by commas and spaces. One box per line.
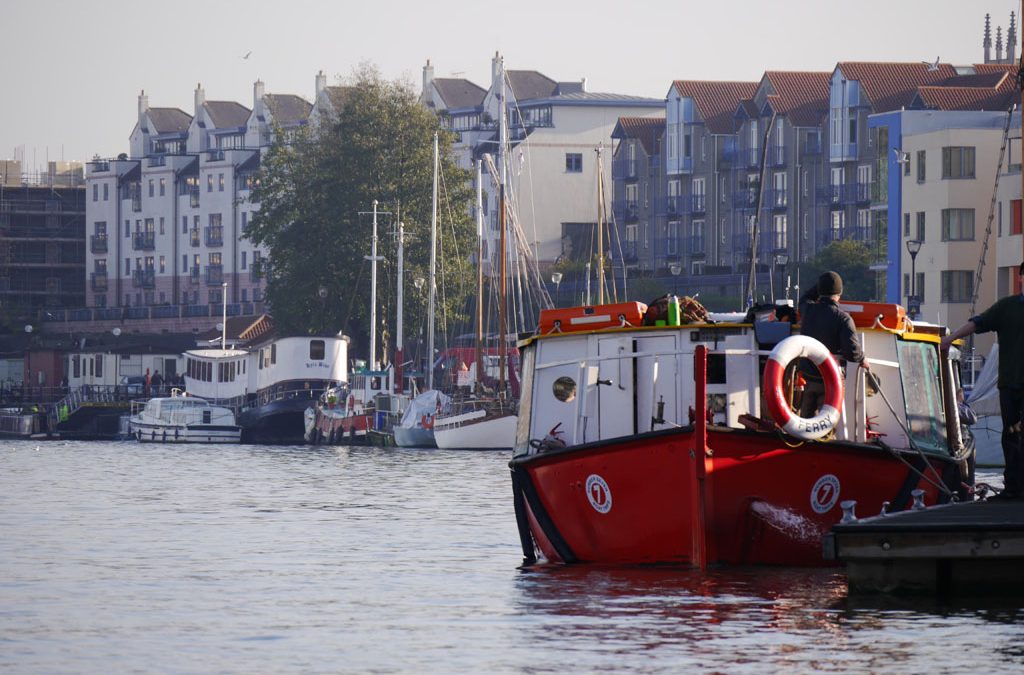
744, 112, 778, 309
339, 256, 368, 335
504, 72, 543, 264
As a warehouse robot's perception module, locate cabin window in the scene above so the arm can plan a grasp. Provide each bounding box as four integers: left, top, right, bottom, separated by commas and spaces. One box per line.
95, 356, 103, 378
896, 341, 947, 454
73, 355, 80, 378
310, 340, 326, 360
258, 349, 264, 369
552, 376, 577, 403
271, 344, 277, 365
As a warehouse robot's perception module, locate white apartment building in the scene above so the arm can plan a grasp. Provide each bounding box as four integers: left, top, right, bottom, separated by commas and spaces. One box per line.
879, 109, 1021, 360
423, 54, 663, 270
85, 81, 314, 329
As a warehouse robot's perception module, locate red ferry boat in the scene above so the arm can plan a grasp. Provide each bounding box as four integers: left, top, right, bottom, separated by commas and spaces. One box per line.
509, 298, 974, 567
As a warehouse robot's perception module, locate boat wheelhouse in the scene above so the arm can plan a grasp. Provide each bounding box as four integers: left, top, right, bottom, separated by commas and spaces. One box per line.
128, 391, 241, 444
510, 299, 973, 567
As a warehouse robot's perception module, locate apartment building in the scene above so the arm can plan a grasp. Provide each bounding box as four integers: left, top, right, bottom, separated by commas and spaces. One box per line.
422, 54, 663, 270
83, 80, 313, 331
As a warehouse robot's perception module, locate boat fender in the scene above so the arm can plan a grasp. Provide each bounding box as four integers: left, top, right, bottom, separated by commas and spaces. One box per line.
763, 335, 843, 441
421, 413, 435, 430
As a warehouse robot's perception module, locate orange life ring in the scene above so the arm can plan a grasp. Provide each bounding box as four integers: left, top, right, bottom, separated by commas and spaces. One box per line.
421, 413, 435, 430
762, 335, 843, 441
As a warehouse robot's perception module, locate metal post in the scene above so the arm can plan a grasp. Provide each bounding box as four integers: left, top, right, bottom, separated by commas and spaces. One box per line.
221, 282, 227, 350
370, 200, 379, 370
428, 135, 438, 390
396, 220, 404, 394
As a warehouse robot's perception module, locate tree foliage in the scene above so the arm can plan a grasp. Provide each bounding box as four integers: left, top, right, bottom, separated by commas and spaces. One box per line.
799, 240, 876, 301
247, 65, 475, 361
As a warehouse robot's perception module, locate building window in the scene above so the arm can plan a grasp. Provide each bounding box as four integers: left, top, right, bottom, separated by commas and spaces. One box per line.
916, 212, 925, 241
159, 217, 165, 235
159, 178, 166, 196
916, 150, 926, 183
159, 255, 166, 273
942, 147, 976, 179
241, 211, 248, 232
148, 179, 154, 197
1012, 200, 1022, 235
182, 216, 188, 234
207, 174, 213, 192
103, 183, 109, 201
218, 173, 225, 191
241, 251, 247, 270
182, 254, 188, 272
125, 258, 130, 275
903, 272, 925, 301
565, 153, 582, 173
903, 213, 910, 237
92, 184, 98, 201
941, 270, 973, 303
941, 209, 975, 241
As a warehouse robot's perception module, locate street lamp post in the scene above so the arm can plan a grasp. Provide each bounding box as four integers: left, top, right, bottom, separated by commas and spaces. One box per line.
668, 261, 682, 295
774, 253, 789, 301
551, 271, 563, 307
906, 239, 922, 318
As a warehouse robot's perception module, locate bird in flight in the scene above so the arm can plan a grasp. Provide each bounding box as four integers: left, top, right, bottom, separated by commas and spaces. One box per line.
922, 57, 940, 72
242, 51, 252, 60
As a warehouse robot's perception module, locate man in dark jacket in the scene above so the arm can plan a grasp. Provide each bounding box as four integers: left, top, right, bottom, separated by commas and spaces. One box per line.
798, 271, 868, 417
941, 262, 1024, 499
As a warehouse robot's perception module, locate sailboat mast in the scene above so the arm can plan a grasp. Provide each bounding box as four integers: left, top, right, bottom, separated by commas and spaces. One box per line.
396, 218, 404, 394
596, 146, 605, 305
475, 160, 484, 395
369, 200, 379, 369
498, 58, 508, 395
428, 132, 439, 391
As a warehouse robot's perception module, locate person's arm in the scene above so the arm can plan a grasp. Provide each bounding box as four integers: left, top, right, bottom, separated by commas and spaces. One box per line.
940, 319, 978, 351
838, 314, 867, 368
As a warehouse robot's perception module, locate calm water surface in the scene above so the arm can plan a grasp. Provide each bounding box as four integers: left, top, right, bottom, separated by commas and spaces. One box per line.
1, 440, 1021, 673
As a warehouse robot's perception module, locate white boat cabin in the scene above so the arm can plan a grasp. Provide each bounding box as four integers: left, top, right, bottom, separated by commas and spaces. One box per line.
516, 305, 961, 459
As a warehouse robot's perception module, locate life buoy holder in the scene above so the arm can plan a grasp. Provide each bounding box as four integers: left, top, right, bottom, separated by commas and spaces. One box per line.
421, 413, 435, 430
762, 335, 843, 441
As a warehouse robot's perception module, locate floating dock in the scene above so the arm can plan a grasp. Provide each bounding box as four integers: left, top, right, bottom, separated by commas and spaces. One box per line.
825, 499, 1024, 595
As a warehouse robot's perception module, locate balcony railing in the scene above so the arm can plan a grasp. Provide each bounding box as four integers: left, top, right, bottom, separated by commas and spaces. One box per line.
132, 232, 155, 251
766, 146, 787, 167
90, 234, 108, 253
132, 268, 155, 288
815, 183, 873, 206
613, 200, 639, 222
612, 158, 639, 180
657, 196, 682, 217
732, 189, 759, 209
90, 272, 108, 291
206, 264, 224, 285
764, 189, 788, 209
689, 194, 706, 215
205, 226, 223, 247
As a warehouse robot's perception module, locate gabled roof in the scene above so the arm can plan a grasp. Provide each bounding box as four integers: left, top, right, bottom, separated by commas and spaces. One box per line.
834, 62, 958, 112
265, 94, 312, 125
147, 108, 192, 134
762, 71, 831, 127
507, 70, 558, 102
432, 78, 486, 109
612, 116, 665, 156
910, 86, 1016, 112
204, 101, 250, 129
737, 98, 760, 119
671, 81, 759, 134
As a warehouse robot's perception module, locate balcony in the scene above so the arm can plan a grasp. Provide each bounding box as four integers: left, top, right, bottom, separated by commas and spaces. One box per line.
132, 268, 155, 288
815, 183, 872, 207
613, 200, 639, 223
732, 189, 758, 209
766, 146, 787, 168
729, 148, 760, 169
90, 272, 108, 291
612, 158, 639, 181
657, 196, 682, 218
132, 232, 155, 251
90, 234, 108, 253
189, 228, 201, 247
206, 264, 224, 285
689, 194, 706, 215
764, 189, 788, 210
205, 226, 223, 247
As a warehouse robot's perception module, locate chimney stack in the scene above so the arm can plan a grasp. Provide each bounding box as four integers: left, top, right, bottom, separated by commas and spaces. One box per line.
422, 59, 435, 97
194, 83, 205, 115
315, 70, 327, 96
492, 51, 502, 85
254, 80, 265, 112
138, 89, 149, 119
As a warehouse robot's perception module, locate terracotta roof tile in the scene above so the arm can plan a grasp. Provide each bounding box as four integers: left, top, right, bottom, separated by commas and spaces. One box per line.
762, 71, 831, 127
912, 86, 1017, 111
612, 116, 665, 155
835, 62, 959, 112
671, 80, 759, 134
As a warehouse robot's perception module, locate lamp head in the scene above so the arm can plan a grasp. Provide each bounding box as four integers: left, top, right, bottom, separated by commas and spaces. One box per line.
551, 272, 563, 284
669, 262, 682, 276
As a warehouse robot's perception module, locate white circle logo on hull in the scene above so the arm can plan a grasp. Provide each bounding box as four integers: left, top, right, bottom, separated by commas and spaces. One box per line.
586, 474, 612, 514
810, 474, 841, 514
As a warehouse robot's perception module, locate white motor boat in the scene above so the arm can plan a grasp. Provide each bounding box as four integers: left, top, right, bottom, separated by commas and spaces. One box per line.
433, 399, 517, 450
128, 390, 241, 443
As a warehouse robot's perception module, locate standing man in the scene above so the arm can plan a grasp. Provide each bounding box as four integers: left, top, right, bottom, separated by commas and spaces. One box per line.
798, 271, 869, 417
941, 262, 1024, 500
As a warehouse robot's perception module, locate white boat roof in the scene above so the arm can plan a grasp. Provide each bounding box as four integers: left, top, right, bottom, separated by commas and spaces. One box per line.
185, 348, 248, 358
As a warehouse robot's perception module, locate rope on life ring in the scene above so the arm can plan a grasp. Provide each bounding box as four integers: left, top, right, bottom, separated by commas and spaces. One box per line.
762, 335, 844, 441
421, 413, 435, 430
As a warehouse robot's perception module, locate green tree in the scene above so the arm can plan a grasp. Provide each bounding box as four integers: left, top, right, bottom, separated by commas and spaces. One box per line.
799, 240, 876, 301
247, 65, 474, 361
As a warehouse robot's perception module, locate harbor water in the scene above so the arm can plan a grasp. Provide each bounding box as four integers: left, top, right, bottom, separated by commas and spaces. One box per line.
1, 440, 1021, 673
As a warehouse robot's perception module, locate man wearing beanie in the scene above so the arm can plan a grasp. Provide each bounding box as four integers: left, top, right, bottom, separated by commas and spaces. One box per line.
941, 261, 1024, 500
797, 270, 868, 418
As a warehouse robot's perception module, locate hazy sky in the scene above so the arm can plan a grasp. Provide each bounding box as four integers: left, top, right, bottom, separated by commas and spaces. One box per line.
4, 0, 1018, 170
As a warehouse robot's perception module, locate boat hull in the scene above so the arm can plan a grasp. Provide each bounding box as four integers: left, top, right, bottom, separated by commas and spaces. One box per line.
129, 420, 241, 444
239, 397, 315, 445
393, 425, 436, 448
434, 412, 517, 450
511, 426, 964, 567
307, 407, 374, 445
